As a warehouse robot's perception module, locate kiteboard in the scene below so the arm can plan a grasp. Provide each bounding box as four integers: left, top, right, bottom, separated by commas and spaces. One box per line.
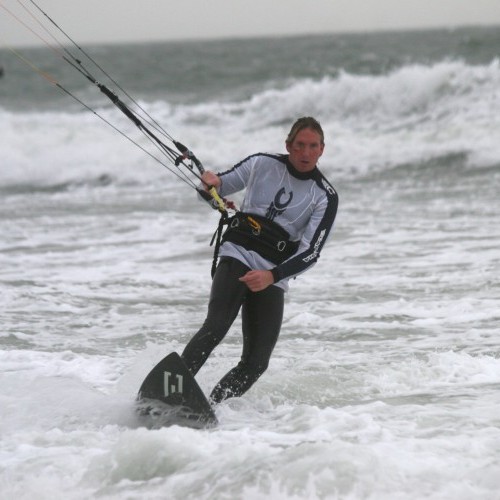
136, 352, 218, 429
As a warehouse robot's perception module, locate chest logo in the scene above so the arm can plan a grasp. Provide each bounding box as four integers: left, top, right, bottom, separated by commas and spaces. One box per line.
266, 187, 293, 220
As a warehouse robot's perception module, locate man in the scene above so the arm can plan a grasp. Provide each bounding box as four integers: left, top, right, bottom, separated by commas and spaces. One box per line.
182, 117, 338, 404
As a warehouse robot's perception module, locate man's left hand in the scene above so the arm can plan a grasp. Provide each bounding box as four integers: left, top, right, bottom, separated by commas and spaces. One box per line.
239, 270, 274, 292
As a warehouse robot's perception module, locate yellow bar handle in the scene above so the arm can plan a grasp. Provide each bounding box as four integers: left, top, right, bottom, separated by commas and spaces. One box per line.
208, 187, 227, 213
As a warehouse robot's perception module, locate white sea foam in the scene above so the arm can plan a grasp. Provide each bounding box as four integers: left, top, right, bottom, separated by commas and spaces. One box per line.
2, 37, 500, 500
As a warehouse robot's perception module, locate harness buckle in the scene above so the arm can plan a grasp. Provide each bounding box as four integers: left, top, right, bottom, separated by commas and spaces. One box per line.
247, 216, 261, 236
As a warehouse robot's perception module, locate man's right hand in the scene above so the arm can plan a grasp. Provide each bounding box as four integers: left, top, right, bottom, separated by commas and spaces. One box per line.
201, 171, 221, 190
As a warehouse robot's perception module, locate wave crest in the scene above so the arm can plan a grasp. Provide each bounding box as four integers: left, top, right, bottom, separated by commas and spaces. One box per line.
2, 60, 499, 186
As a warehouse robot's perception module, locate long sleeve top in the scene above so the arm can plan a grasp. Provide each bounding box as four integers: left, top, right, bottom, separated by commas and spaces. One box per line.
217, 153, 338, 291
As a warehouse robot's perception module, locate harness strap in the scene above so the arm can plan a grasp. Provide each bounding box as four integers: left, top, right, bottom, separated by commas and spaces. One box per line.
210, 213, 229, 278
209, 212, 299, 276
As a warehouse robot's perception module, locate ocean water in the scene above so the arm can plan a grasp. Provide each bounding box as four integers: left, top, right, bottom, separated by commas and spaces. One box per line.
1, 21, 500, 499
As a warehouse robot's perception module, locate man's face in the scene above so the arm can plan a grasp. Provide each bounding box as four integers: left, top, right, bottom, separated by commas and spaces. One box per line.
286, 128, 325, 173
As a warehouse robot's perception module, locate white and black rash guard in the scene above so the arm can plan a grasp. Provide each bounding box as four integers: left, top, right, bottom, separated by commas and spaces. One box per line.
216, 153, 338, 291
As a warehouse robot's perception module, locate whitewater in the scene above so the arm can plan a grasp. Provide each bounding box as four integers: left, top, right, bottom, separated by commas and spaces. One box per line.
1, 26, 500, 499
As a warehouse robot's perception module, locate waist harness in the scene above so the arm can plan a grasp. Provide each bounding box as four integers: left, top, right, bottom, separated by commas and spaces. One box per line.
210, 212, 299, 277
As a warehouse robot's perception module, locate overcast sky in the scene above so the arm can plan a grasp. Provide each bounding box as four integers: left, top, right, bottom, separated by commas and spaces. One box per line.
2, 0, 500, 47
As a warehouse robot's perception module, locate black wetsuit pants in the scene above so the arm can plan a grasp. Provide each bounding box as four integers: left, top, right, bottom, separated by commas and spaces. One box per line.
181, 257, 284, 404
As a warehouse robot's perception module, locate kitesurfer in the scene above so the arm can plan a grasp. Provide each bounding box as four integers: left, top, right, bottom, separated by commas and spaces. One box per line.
181, 117, 339, 404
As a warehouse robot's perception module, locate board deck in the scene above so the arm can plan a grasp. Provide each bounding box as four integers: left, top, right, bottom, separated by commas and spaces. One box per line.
136, 352, 218, 429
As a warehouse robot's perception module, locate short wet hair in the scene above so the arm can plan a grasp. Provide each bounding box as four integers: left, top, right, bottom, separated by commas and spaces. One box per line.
286, 117, 325, 146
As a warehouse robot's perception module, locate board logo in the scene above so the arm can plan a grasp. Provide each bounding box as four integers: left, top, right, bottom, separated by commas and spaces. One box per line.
163, 370, 184, 396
